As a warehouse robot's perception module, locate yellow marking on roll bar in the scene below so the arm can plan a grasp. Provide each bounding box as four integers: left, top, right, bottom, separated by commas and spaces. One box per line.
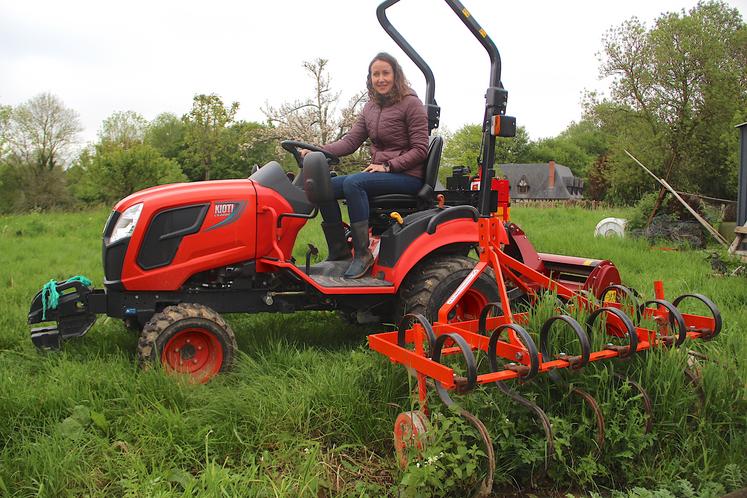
462, 8, 470, 17
583, 259, 593, 266
479, 28, 487, 38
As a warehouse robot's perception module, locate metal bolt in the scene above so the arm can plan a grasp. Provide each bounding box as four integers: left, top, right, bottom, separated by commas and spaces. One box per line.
175, 348, 180, 353
193, 360, 198, 365
179, 361, 183, 366
515, 352, 523, 360
186, 339, 191, 344
198, 346, 203, 351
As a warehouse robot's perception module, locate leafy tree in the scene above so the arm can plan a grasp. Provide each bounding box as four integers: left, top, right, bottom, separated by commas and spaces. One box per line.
262, 58, 367, 173
181, 94, 239, 181
4, 93, 82, 170
69, 143, 186, 204
442, 124, 532, 177
0, 93, 81, 211
145, 112, 187, 161
98, 111, 148, 149
0, 104, 11, 159
590, 1, 747, 203
525, 120, 609, 178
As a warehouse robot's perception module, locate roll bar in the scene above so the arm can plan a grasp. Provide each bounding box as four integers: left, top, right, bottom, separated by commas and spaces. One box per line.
376, 0, 516, 216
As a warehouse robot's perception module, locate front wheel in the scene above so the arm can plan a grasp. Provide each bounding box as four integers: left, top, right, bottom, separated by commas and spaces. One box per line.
395, 255, 500, 324
137, 303, 237, 383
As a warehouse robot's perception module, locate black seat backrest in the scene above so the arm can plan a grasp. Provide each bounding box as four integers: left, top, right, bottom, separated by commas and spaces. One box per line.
423, 135, 443, 192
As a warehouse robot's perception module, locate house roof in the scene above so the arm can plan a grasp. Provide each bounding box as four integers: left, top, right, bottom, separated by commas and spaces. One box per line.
498, 163, 583, 200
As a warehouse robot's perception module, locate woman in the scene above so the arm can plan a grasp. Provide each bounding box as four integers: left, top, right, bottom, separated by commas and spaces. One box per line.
303, 52, 429, 278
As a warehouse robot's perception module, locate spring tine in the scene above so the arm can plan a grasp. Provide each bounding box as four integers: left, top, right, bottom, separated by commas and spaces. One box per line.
614, 373, 653, 433
570, 387, 606, 455
494, 381, 554, 476
457, 408, 495, 498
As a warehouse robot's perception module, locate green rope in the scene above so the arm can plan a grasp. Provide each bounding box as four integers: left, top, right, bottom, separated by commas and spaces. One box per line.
41, 275, 93, 321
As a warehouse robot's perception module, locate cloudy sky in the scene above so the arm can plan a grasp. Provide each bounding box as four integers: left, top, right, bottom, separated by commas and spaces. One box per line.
2, 0, 746, 147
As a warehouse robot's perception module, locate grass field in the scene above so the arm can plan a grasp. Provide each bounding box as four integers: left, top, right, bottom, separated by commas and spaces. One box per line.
0, 206, 745, 497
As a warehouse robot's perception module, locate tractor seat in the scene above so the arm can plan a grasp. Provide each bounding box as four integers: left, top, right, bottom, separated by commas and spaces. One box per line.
369, 135, 443, 233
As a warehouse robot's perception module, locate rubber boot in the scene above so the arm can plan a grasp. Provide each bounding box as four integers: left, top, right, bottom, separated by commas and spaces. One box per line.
321, 222, 352, 261
344, 221, 374, 278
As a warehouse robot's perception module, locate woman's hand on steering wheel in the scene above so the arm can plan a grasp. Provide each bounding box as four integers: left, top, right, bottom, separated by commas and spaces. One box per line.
280, 140, 340, 168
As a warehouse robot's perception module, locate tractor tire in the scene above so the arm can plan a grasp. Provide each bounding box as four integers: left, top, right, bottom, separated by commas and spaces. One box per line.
137, 303, 237, 383
395, 255, 500, 324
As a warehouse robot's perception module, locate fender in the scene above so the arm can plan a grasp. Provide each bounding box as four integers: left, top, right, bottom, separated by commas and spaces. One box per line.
375, 218, 479, 286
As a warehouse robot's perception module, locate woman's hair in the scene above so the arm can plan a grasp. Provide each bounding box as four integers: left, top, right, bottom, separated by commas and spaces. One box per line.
366, 52, 412, 105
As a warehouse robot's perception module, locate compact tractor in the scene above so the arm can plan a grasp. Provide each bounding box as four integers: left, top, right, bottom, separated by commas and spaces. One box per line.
29, 0, 722, 488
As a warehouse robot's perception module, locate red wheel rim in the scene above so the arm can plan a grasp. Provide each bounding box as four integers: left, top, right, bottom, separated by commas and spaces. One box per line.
449, 289, 489, 322
161, 327, 223, 383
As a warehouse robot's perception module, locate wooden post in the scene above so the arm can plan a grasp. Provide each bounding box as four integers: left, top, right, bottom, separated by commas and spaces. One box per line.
624, 150, 729, 247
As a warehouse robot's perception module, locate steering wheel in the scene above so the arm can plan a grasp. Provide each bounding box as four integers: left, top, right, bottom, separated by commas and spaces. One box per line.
281, 140, 340, 168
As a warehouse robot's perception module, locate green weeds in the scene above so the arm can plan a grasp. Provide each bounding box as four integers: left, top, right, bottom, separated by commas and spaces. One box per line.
1, 206, 745, 496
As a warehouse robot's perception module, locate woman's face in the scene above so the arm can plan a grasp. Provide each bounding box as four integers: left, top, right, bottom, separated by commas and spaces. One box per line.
370, 60, 394, 95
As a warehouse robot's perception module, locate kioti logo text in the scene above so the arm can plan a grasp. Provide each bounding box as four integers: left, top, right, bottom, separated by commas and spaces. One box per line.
214, 203, 235, 217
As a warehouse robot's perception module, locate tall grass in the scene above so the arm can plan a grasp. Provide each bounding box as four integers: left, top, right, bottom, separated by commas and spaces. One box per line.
0, 206, 745, 496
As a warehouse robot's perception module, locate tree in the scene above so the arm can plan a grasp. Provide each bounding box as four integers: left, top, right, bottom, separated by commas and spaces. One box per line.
442, 124, 533, 175
98, 111, 148, 149
145, 112, 187, 161
0, 94, 81, 211
5, 93, 82, 170
181, 94, 239, 181
590, 1, 747, 203
261, 58, 367, 173
524, 120, 609, 178
69, 143, 186, 204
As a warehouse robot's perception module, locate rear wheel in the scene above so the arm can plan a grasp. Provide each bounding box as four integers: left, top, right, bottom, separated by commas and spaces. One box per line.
395, 255, 500, 324
137, 303, 237, 383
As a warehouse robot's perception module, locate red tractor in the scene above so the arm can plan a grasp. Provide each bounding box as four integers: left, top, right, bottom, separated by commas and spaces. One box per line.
29, 0, 640, 385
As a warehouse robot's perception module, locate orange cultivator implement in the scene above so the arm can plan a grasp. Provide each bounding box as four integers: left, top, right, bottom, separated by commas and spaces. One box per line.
369, 199, 722, 485
369, 3, 722, 490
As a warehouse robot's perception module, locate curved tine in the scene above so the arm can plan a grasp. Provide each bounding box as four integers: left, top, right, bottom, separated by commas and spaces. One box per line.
599, 284, 642, 324
614, 373, 654, 434
487, 323, 540, 380
539, 315, 591, 369
478, 302, 502, 335
397, 313, 437, 356
639, 299, 688, 347
586, 307, 638, 359
457, 408, 495, 498
432, 333, 478, 405
683, 367, 706, 407
569, 387, 606, 455
672, 293, 723, 340
494, 381, 554, 475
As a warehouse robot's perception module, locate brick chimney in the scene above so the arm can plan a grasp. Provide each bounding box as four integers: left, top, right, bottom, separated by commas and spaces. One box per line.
548, 160, 556, 189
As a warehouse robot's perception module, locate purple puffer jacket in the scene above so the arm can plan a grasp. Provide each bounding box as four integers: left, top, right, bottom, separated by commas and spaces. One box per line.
323, 93, 429, 179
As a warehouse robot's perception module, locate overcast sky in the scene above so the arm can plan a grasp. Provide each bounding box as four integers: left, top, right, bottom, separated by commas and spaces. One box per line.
2, 0, 746, 148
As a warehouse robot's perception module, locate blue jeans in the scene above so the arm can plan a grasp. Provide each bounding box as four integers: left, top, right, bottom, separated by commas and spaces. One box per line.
320, 172, 424, 224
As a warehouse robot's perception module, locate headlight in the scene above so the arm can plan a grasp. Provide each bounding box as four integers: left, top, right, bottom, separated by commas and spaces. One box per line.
110, 203, 143, 244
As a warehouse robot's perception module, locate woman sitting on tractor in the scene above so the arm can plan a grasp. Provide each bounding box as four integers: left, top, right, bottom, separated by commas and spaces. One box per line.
302, 52, 429, 278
